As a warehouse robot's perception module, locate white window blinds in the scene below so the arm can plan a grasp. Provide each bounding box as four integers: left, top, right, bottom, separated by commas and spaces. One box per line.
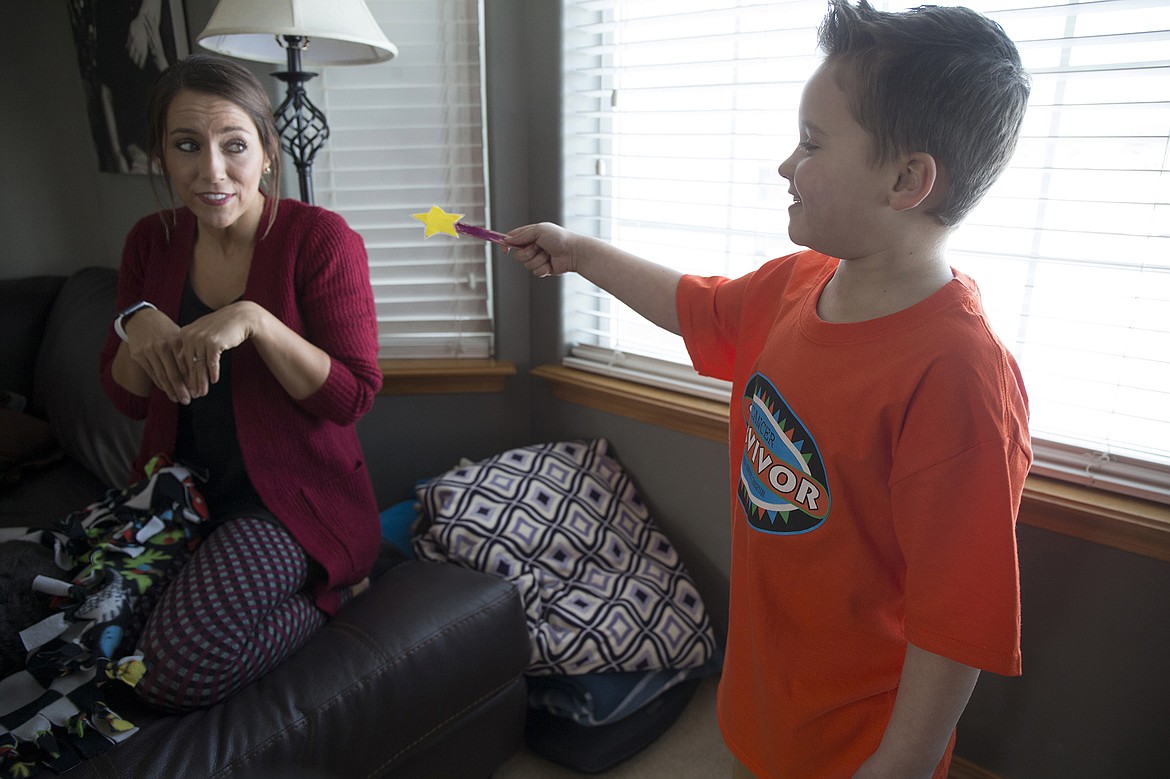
306, 0, 493, 359
561, 0, 1170, 503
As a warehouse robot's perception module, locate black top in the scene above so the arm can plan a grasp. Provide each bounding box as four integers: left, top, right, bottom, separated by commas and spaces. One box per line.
174, 277, 272, 525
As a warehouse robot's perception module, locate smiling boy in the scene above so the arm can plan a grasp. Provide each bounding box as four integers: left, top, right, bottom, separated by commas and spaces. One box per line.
508, 2, 1032, 776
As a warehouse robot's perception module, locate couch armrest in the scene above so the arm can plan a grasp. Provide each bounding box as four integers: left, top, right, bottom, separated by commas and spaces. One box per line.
0, 275, 64, 408
72, 560, 531, 779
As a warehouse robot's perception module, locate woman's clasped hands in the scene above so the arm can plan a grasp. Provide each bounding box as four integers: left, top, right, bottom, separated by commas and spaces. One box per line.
122, 302, 259, 405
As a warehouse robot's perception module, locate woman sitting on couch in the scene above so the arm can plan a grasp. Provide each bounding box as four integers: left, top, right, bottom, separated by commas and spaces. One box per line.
99, 53, 383, 712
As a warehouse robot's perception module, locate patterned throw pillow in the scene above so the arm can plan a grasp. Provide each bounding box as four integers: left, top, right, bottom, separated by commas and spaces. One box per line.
414, 439, 718, 676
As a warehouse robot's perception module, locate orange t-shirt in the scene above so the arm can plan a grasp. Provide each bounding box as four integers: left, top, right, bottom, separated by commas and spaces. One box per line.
677, 251, 1031, 779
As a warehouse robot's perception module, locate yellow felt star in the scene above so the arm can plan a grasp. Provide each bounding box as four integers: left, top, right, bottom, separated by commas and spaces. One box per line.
411, 205, 464, 238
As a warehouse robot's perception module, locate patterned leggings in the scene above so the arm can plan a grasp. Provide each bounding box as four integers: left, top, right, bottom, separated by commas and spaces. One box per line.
134, 516, 326, 712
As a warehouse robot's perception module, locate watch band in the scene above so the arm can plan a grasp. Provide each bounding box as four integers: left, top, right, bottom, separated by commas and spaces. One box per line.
114, 301, 157, 342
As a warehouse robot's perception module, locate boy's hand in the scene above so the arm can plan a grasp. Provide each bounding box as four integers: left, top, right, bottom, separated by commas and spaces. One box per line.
506, 221, 684, 334
506, 223, 579, 278
852, 643, 980, 779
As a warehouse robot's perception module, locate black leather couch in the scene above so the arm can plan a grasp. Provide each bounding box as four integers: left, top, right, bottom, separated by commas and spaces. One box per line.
0, 267, 531, 778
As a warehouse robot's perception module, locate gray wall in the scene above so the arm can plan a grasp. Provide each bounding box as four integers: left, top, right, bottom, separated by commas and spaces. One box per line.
0, 0, 156, 276
5, 2, 1169, 777
961, 525, 1170, 777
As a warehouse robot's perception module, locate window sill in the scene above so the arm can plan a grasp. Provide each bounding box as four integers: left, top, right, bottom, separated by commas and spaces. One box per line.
1021, 475, 1170, 562
531, 364, 729, 442
379, 359, 516, 395
532, 364, 1170, 563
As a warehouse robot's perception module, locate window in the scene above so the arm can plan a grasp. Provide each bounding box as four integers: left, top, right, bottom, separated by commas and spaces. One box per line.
308, 0, 494, 359
561, 0, 1170, 504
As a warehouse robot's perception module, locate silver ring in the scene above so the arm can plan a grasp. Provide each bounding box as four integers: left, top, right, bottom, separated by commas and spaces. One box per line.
192, 356, 205, 363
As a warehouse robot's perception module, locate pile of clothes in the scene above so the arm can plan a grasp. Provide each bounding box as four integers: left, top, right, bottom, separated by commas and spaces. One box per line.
395, 438, 722, 772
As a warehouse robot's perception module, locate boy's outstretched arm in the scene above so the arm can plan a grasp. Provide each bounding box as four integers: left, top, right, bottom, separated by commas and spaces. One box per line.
853, 643, 981, 779
507, 222, 683, 335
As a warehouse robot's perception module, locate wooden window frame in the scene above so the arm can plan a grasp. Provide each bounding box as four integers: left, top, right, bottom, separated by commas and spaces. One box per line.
379, 359, 516, 395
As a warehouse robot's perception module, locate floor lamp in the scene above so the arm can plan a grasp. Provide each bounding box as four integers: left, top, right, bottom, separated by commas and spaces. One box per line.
196, 0, 396, 205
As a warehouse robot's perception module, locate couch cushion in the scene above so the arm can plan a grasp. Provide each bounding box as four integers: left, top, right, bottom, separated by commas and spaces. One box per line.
0, 458, 106, 530
33, 267, 142, 489
0, 275, 65, 408
68, 560, 530, 779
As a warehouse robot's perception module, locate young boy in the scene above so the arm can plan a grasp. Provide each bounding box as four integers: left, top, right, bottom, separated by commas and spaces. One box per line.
506, 2, 1032, 777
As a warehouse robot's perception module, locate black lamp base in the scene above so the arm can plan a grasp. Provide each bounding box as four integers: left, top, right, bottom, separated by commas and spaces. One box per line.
272, 36, 328, 205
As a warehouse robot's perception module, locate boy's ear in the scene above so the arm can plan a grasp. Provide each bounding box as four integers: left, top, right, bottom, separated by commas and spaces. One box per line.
889, 152, 938, 213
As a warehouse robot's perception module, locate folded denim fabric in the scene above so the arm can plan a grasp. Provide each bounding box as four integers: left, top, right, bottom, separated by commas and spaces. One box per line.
527, 651, 721, 727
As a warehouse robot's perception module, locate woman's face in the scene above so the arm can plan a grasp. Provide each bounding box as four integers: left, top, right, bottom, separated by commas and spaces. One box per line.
162, 89, 270, 235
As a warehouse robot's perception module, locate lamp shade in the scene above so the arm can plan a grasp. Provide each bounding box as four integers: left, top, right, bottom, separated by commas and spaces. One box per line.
197, 0, 397, 65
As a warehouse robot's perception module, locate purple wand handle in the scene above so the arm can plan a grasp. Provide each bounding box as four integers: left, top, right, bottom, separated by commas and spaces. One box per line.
455, 222, 510, 245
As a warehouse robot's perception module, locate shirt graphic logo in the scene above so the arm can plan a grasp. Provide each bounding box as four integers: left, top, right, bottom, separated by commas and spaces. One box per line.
738, 373, 831, 534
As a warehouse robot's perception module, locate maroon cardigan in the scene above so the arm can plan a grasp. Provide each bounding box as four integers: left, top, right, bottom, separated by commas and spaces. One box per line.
99, 198, 383, 614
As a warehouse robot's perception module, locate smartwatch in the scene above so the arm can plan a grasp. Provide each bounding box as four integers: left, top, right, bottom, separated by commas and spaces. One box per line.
114, 301, 157, 342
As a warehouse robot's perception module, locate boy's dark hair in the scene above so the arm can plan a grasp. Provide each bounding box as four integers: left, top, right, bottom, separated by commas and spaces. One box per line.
818, 1, 1030, 226
147, 53, 282, 237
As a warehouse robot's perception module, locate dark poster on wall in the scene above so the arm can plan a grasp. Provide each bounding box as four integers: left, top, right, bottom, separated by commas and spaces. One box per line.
68, 0, 190, 174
